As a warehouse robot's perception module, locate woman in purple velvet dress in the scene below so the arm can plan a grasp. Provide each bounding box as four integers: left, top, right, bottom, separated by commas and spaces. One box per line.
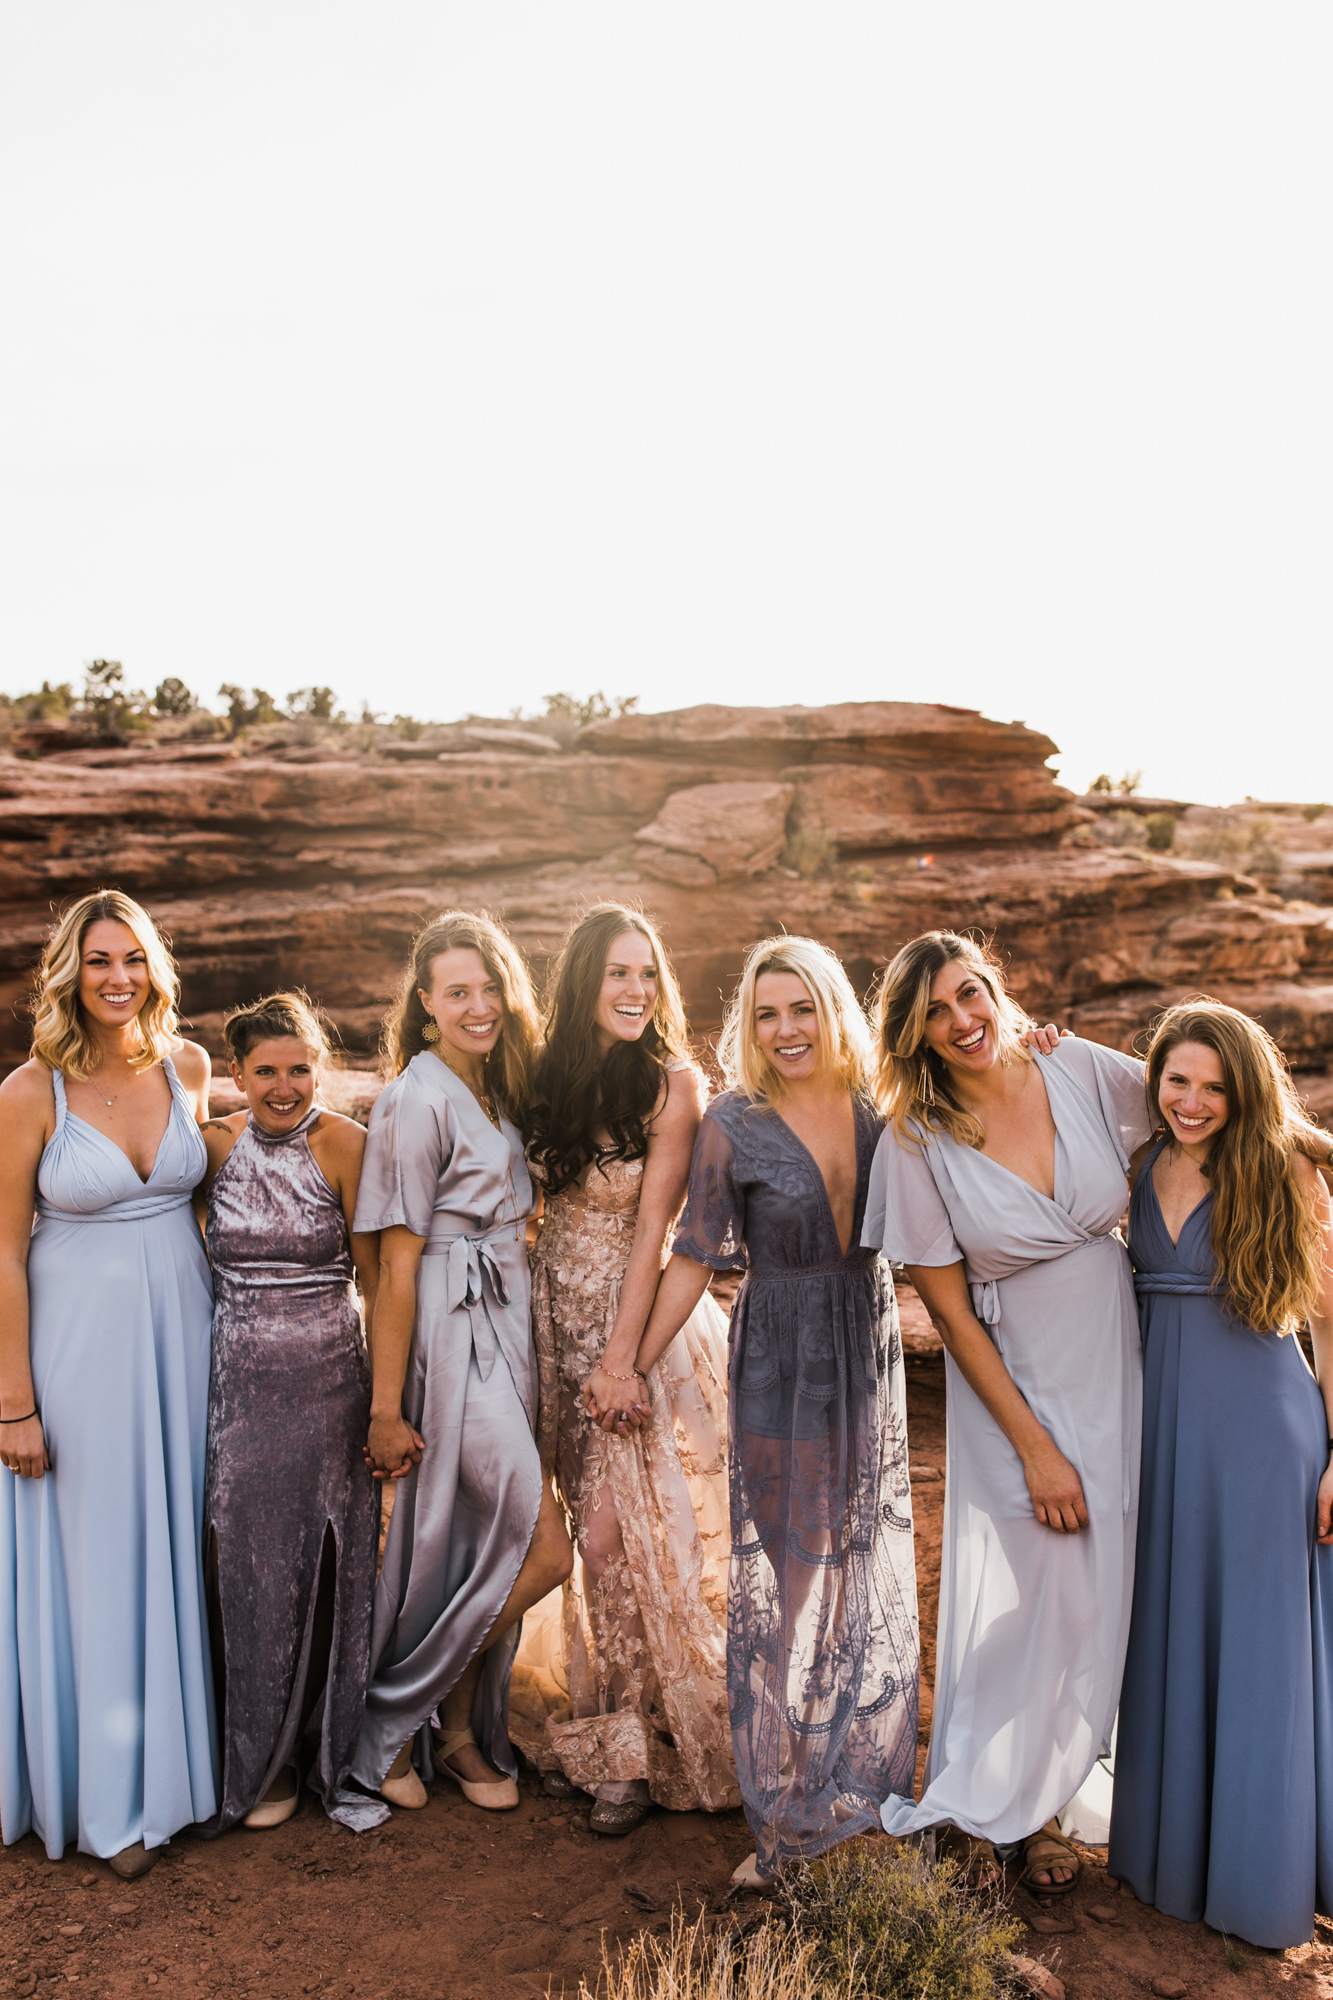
200, 992, 381, 1831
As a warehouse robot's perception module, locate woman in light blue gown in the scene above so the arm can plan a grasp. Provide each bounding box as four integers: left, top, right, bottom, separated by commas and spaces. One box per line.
0, 891, 217, 1876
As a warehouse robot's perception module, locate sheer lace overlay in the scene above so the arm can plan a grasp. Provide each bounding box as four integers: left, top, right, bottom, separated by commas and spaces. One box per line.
514, 1154, 739, 1812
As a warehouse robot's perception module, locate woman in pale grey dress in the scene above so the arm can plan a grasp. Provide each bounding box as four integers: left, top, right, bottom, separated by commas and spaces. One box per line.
199, 992, 381, 1832
865, 931, 1150, 1895
352, 912, 572, 1812
0, 891, 217, 1878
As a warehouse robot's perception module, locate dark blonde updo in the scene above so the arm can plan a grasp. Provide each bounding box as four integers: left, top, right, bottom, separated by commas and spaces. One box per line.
222, 989, 337, 1070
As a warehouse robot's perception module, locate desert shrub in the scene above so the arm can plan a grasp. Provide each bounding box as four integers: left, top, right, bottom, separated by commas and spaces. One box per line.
1302, 803, 1329, 823
1094, 809, 1147, 849
393, 713, 423, 740
286, 685, 341, 722
783, 825, 837, 878
1143, 813, 1177, 852
576, 1908, 843, 2000
153, 677, 197, 716
1089, 770, 1141, 796
783, 1839, 1022, 2000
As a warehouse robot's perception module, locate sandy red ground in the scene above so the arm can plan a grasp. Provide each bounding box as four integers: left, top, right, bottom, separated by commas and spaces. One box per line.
0, 1351, 1328, 2000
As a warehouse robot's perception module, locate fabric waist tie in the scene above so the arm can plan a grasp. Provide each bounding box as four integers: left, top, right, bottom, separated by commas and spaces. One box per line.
748, 1254, 878, 1286
970, 1227, 1121, 1336
1133, 1272, 1214, 1297
422, 1229, 513, 1380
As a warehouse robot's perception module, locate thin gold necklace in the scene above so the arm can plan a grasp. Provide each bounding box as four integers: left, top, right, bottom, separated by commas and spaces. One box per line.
433, 1049, 501, 1128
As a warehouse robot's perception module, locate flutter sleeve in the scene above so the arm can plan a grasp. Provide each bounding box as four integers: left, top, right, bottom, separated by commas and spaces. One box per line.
352, 1069, 455, 1237
862, 1125, 963, 1267
672, 1103, 748, 1272
1048, 1036, 1153, 1167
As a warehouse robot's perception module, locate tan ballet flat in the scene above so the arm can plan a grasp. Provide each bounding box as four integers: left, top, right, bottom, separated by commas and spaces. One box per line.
431, 1726, 518, 1811
730, 1851, 765, 1889
380, 1746, 428, 1810
108, 1843, 159, 1881
244, 1762, 300, 1830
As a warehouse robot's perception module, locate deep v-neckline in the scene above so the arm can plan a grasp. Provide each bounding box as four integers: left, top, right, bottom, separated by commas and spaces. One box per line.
970, 1057, 1061, 1206
1147, 1142, 1211, 1252
771, 1099, 863, 1258
63, 1059, 177, 1186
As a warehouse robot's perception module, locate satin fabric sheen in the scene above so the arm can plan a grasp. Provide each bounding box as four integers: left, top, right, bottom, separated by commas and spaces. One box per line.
0, 1059, 218, 1859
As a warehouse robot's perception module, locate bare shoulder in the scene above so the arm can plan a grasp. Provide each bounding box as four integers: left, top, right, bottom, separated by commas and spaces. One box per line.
200, 1111, 246, 1173
0, 1059, 57, 1135
1127, 1137, 1157, 1189
171, 1039, 211, 1090
1292, 1148, 1321, 1194
662, 1060, 707, 1118
311, 1109, 368, 1163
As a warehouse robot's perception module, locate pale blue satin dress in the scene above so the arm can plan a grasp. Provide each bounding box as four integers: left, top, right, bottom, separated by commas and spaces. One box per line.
350, 1053, 541, 1790
0, 1058, 218, 1859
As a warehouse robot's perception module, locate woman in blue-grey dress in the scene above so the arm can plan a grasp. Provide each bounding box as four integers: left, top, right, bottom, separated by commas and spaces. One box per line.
1108, 1001, 1333, 1949
351, 911, 572, 1812
0, 891, 217, 1877
633, 935, 920, 1885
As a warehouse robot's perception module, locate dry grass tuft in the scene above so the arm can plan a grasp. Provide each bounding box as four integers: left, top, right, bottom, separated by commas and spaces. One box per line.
572, 1907, 848, 2000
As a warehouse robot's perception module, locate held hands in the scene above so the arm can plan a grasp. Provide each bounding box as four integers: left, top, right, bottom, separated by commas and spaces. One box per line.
0, 1414, 49, 1481
584, 1364, 651, 1436
1023, 1436, 1090, 1533
364, 1411, 425, 1483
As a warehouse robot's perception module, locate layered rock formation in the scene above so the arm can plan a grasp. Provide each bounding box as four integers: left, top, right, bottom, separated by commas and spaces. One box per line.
2, 699, 1330, 1120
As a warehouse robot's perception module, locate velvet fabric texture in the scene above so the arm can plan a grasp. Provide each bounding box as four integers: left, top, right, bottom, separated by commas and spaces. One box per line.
672, 1090, 919, 1879
0, 1059, 218, 1860
205, 1106, 380, 1831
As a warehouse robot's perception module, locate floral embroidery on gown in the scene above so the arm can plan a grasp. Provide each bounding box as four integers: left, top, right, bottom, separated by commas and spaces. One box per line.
514, 1151, 739, 1812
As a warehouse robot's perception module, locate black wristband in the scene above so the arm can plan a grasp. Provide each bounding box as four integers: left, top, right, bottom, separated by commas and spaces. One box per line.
0, 1410, 37, 1425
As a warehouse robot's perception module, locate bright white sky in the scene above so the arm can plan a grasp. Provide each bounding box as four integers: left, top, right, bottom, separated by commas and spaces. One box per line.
2, 5, 1329, 803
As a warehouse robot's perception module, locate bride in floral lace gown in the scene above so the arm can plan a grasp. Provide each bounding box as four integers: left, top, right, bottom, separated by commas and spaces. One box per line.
521, 907, 737, 1834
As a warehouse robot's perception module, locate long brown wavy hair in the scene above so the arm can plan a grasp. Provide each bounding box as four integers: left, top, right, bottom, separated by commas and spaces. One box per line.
526, 904, 692, 1195
382, 910, 540, 1119
1144, 1000, 1325, 1334
871, 930, 1035, 1148
30, 889, 182, 1082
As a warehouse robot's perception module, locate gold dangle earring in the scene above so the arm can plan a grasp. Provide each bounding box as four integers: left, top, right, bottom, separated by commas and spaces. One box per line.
421, 1014, 441, 1044
919, 1055, 935, 1106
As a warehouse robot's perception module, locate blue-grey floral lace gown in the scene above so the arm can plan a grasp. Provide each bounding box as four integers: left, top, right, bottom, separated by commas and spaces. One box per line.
672, 1089, 919, 1876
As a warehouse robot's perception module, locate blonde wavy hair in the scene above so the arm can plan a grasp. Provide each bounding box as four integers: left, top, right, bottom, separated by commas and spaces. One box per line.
382, 909, 541, 1119
718, 934, 873, 1103
1144, 1000, 1326, 1334
30, 890, 182, 1082
871, 930, 1035, 1149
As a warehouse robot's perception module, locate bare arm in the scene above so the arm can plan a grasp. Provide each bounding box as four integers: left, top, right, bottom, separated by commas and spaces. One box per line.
1295, 1157, 1333, 1544
0, 1066, 55, 1480
192, 1115, 245, 1231
908, 1260, 1089, 1534
585, 1066, 707, 1425
365, 1224, 426, 1481
309, 1114, 380, 1338
633, 1254, 714, 1384
173, 1039, 213, 1124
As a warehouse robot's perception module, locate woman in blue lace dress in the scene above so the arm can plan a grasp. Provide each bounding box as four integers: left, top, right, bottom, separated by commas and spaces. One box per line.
632, 936, 919, 1884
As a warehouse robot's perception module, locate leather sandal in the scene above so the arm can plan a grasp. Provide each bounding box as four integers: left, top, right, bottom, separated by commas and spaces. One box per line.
431, 1726, 518, 1811
1019, 1819, 1080, 1897
937, 1823, 1001, 1891
244, 1760, 300, 1830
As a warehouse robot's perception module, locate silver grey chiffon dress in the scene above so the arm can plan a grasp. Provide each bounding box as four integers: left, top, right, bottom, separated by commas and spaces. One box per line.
350, 1052, 542, 1792
204, 1106, 380, 1831
672, 1089, 919, 1878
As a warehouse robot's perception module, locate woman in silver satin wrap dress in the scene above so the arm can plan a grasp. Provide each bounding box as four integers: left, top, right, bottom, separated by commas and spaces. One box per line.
352, 913, 571, 1811
201, 993, 381, 1832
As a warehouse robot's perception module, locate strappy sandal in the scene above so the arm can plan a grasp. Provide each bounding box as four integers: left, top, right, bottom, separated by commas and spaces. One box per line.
588, 1793, 651, 1837
431, 1726, 519, 1811
936, 1824, 1002, 1891
1019, 1819, 1081, 1897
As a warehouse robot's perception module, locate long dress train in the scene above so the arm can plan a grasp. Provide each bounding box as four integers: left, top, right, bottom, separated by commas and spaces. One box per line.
517, 1154, 737, 1812
0, 1059, 218, 1859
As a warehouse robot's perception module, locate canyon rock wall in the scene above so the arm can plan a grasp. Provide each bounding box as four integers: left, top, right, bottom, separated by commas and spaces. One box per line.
2, 699, 1331, 1118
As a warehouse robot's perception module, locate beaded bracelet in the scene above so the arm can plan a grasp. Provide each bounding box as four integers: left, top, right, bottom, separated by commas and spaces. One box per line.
599, 1364, 643, 1382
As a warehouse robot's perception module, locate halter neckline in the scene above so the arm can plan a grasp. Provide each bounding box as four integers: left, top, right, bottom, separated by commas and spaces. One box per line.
246, 1103, 323, 1146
